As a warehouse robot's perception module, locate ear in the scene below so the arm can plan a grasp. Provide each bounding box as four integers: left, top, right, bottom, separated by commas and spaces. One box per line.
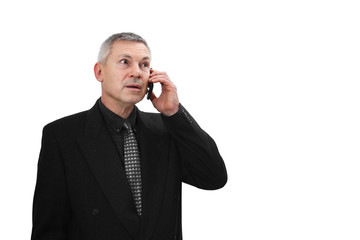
94, 62, 103, 82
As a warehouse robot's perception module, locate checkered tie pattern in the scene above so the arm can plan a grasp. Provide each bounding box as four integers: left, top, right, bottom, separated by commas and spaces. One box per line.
123, 121, 142, 216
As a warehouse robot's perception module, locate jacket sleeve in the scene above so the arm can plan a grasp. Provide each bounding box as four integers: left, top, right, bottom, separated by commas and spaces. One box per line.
31, 125, 71, 240
161, 104, 227, 190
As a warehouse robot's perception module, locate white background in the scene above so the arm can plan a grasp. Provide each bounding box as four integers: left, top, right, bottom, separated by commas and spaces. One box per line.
1, 0, 359, 239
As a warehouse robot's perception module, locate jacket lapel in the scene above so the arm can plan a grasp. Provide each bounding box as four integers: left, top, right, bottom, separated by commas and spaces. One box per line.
136, 110, 170, 239
77, 102, 140, 239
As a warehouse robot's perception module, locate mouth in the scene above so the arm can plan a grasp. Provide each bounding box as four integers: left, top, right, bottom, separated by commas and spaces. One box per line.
126, 84, 142, 91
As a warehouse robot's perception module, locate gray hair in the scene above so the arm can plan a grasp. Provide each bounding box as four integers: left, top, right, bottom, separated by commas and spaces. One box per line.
97, 32, 151, 64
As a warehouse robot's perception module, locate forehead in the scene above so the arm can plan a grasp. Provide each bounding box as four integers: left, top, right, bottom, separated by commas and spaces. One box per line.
110, 40, 150, 59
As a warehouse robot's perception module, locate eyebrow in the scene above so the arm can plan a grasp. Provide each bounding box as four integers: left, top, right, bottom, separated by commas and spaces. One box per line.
117, 54, 151, 61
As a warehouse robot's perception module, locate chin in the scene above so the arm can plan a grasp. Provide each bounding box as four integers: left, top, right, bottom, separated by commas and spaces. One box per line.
126, 95, 145, 105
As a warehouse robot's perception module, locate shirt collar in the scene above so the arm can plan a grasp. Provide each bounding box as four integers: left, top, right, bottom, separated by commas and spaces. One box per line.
98, 98, 137, 132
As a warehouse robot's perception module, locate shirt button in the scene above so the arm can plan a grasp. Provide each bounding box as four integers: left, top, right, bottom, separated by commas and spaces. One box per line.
92, 209, 100, 216
116, 129, 121, 133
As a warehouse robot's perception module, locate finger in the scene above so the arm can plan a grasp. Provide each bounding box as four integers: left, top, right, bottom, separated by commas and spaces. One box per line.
149, 74, 174, 85
149, 70, 168, 78
149, 92, 157, 102
149, 75, 168, 83
149, 78, 169, 89
152, 80, 175, 92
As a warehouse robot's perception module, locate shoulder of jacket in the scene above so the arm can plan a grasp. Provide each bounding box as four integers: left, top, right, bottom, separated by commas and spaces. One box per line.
43, 110, 88, 132
137, 110, 168, 132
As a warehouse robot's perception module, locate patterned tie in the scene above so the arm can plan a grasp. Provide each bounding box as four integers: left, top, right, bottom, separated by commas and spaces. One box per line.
123, 121, 142, 216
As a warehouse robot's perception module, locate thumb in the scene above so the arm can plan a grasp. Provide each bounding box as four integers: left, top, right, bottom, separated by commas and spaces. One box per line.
149, 92, 157, 103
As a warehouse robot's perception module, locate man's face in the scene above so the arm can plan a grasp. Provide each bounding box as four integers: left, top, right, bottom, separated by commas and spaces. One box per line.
95, 40, 151, 107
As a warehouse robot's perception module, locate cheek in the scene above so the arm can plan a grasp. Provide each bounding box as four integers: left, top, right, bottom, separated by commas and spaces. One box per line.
144, 72, 150, 81
103, 77, 123, 94
104, 71, 126, 85
143, 75, 150, 90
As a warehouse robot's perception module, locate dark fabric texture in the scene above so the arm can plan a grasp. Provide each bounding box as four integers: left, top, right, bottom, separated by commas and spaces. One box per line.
31, 100, 227, 240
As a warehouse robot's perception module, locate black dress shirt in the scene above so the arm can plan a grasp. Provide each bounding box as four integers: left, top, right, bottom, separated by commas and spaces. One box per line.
98, 99, 137, 165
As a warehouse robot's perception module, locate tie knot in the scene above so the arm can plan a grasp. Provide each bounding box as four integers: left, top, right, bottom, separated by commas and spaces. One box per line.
123, 121, 131, 130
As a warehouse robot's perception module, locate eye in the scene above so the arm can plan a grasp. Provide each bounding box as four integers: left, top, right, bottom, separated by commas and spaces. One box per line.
119, 59, 128, 64
141, 62, 150, 69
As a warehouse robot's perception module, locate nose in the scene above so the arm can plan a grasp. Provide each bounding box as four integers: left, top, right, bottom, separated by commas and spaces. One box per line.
129, 65, 142, 79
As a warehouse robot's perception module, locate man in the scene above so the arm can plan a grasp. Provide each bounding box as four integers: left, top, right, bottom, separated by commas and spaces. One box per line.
31, 32, 227, 240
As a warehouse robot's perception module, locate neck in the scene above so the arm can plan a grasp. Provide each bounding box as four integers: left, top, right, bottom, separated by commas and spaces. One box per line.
100, 96, 134, 119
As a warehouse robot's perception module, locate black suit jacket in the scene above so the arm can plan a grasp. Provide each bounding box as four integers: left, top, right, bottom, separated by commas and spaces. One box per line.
31, 101, 227, 240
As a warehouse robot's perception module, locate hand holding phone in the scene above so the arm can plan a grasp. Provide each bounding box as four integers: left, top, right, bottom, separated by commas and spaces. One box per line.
147, 68, 179, 116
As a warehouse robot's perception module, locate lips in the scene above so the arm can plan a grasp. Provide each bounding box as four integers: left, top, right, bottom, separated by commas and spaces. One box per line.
126, 84, 142, 90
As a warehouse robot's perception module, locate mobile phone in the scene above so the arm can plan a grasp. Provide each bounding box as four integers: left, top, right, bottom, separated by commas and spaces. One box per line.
147, 82, 153, 100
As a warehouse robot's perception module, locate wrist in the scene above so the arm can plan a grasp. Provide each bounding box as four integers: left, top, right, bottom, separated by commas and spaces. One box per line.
163, 104, 180, 117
